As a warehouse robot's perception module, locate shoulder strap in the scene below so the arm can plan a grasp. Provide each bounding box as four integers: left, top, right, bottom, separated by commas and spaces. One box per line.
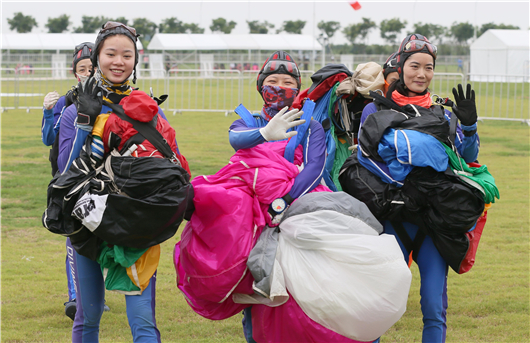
284, 99, 315, 163
106, 102, 176, 160
369, 91, 403, 112
234, 104, 259, 128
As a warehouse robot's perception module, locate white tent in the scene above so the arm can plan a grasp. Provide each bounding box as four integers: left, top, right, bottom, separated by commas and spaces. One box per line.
470, 29, 529, 82
147, 33, 322, 52
1, 33, 144, 51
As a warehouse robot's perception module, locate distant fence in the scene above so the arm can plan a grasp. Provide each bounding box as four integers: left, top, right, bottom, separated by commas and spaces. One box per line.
1, 68, 528, 124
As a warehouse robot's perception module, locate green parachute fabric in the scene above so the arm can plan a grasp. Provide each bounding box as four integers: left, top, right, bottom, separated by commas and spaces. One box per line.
443, 143, 500, 204
97, 243, 147, 293
329, 83, 353, 191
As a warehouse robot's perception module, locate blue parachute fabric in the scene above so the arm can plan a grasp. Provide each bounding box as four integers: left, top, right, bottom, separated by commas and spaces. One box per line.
284, 99, 315, 163
312, 89, 337, 191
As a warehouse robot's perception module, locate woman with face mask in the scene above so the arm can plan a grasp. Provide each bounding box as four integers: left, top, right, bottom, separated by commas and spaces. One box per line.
229, 51, 326, 224
228, 51, 326, 343
358, 34, 480, 343
40, 42, 110, 321
56, 22, 183, 343
41, 42, 94, 173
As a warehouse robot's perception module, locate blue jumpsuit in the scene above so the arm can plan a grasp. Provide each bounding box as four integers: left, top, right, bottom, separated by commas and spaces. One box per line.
58, 100, 174, 343
41, 96, 77, 303
361, 102, 480, 343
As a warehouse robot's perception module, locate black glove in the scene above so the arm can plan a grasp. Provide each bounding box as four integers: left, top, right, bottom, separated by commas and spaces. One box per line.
76, 77, 103, 127
451, 83, 477, 126
64, 87, 77, 108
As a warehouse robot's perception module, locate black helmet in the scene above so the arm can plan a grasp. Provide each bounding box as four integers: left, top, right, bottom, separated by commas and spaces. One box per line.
383, 52, 398, 79
396, 33, 437, 82
91, 21, 140, 83
72, 42, 94, 74
257, 50, 301, 95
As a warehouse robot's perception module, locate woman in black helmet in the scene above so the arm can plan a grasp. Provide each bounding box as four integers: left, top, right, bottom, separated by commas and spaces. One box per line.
41, 42, 102, 320
57, 22, 175, 343
358, 34, 480, 343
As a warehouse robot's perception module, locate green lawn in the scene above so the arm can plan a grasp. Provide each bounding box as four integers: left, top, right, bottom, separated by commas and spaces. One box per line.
1, 108, 528, 342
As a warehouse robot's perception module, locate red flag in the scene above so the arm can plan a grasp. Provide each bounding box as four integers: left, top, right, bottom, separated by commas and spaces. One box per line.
349, 1, 361, 10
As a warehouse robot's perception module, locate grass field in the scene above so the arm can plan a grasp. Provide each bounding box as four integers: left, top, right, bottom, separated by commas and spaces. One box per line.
1, 106, 529, 342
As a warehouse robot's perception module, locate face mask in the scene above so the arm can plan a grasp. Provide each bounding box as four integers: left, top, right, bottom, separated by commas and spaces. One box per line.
261, 85, 299, 120
77, 74, 90, 84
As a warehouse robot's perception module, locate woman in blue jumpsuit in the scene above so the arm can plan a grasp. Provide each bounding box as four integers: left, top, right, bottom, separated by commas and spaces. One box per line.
57, 22, 178, 343
229, 50, 326, 343
41, 42, 96, 320
359, 34, 480, 343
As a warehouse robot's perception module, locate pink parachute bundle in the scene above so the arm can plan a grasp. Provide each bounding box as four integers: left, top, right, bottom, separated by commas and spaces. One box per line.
175, 141, 302, 318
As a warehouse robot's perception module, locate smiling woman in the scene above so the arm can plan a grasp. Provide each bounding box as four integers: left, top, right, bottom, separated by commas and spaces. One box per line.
53, 21, 190, 343
97, 35, 135, 84
351, 33, 483, 343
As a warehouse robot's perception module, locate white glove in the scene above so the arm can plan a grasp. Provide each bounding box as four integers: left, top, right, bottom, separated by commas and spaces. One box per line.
259, 107, 305, 142
43, 91, 61, 110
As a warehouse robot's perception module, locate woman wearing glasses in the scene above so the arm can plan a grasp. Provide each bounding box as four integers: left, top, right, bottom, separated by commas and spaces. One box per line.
57, 22, 175, 343
358, 34, 479, 343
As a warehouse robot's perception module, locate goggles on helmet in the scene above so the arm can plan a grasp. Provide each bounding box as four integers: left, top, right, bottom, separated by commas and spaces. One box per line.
402, 39, 437, 59
73, 42, 93, 56
100, 21, 138, 38
262, 59, 300, 78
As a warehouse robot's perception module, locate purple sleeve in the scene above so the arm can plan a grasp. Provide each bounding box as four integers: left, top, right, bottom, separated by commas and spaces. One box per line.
360, 102, 378, 126
287, 120, 326, 199
229, 118, 266, 151
58, 104, 89, 173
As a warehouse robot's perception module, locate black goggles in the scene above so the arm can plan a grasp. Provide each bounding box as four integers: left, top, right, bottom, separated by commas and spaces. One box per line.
262, 60, 300, 77
101, 21, 138, 37
73, 43, 93, 57
402, 39, 437, 58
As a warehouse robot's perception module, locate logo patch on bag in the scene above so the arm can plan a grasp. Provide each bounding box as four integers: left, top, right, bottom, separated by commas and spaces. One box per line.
72, 193, 108, 232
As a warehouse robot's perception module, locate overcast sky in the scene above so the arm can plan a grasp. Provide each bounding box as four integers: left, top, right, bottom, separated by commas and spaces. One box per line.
2, 0, 529, 46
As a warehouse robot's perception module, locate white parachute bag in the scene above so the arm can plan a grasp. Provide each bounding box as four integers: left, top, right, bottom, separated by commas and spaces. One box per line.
278, 192, 412, 342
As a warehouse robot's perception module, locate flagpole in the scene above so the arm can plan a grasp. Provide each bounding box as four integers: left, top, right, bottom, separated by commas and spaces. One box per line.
313, 1, 316, 71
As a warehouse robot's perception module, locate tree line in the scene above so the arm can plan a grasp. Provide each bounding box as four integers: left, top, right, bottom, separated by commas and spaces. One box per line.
7, 12, 521, 52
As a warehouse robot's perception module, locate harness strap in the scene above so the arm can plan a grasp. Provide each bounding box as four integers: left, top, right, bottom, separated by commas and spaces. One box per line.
106, 102, 178, 163
391, 221, 426, 262
234, 104, 258, 128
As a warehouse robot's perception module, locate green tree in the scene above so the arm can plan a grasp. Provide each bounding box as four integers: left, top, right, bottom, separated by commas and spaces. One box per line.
277, 20, 306, 34
73, 16, 110, 33
342, 18, 376, 45
478, 22, 520, 37
450, 22, 474, 44
7, 12, 38, 33
132, 18, 158, 47
247, 20, 274, 34
113, 17, 129, 26
380, 18, 408, 45
183, 23, 204, 34
342, 24, 362, 45
159, 17, 185, 33
411, 23, 446, 43
45, 14, 70, 33
210, 18, 237, 34
317, 21, 341, 42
